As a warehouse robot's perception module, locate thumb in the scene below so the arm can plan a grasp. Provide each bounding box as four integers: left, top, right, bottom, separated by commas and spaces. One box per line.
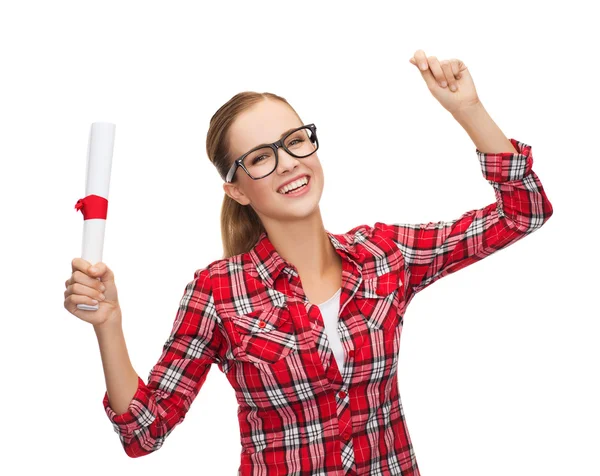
458, 64, 472, 81
87, 262, 114, 283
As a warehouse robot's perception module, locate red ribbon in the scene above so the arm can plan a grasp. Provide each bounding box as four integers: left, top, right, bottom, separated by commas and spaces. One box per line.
74, 194, 108, 220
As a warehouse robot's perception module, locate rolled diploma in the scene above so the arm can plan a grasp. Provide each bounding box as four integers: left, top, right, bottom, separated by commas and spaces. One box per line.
77, 122, 115, 311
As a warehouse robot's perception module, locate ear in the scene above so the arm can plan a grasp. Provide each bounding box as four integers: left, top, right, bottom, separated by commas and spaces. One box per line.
223, 181, 251, 206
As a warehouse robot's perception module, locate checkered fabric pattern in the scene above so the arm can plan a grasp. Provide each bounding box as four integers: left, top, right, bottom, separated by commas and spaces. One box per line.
103, 138, 553, 474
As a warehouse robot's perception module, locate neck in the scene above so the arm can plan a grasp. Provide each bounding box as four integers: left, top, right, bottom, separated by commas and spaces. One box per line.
262, 207, 342, 285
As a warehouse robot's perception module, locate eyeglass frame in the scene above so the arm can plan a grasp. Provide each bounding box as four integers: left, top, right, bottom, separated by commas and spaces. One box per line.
224, 123, 319, 183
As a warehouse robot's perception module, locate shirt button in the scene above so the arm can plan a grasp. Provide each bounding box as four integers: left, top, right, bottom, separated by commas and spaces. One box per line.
342, 430, 351, 441
348, 350, 355, 358
338, 390, 347, 399
258, 320, 266, 328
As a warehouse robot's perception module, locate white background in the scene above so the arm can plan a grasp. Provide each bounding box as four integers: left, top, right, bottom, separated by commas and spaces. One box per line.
1, 0, 598, 474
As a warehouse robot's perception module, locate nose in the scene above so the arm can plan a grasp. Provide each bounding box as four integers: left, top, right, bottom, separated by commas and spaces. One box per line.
275, 147, 301, 174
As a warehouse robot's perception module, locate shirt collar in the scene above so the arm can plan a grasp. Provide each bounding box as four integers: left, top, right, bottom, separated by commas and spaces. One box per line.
246, 228, 363, 289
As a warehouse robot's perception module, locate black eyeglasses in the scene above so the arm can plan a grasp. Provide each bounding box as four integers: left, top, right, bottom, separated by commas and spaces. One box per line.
225, 123, 319, 183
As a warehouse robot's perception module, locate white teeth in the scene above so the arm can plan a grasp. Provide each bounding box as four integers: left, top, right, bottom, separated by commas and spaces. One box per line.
285, 183, 306, 194
278, 176, 309, 194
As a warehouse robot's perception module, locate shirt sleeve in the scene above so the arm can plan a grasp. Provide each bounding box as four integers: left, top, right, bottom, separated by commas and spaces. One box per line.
102, 267, 222, 457
373, 138, 554, 300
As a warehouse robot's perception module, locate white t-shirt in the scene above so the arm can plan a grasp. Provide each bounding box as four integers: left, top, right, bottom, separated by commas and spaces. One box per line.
316, 287, 344, 373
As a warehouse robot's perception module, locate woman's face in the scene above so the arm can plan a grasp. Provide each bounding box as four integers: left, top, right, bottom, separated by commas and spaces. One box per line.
223, 99, 324, 225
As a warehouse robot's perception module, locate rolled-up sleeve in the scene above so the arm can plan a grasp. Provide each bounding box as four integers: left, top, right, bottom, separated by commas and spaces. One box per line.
102, 267, 222, 457
374, 138, 554, 299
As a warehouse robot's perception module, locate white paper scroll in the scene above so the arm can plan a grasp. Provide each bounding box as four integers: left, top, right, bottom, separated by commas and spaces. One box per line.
77, 122, 116, 311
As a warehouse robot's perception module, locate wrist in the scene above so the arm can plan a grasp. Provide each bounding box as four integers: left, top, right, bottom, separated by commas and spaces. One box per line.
94, 311, 123, 335
451, 99, 485, 122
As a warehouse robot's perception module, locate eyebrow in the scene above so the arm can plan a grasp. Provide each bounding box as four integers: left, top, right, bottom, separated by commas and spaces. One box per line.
253, 127, 299, 148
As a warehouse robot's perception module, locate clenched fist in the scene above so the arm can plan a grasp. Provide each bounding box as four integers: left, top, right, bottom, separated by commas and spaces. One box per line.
64, 258, 121, 328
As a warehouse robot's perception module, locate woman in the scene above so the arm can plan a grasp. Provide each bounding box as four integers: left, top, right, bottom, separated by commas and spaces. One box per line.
64, 49, 553, 475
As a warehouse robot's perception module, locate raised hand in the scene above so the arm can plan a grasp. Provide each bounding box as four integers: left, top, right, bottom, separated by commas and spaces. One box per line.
409, 49, 481, 115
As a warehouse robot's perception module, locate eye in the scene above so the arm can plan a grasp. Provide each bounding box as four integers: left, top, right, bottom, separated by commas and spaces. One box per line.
251, 155, 267, 165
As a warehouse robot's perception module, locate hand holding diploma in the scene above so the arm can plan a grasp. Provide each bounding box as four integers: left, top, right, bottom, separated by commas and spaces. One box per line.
68, 122, 117, 313
64, 258, 122, 328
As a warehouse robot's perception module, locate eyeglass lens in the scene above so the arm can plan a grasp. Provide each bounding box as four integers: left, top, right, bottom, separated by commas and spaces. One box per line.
242, 126, 317, 179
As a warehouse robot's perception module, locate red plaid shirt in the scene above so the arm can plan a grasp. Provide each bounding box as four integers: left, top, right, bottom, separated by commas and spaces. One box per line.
103, 138, 553, 475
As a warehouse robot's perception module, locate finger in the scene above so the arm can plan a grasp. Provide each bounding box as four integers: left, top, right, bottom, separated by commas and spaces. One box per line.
71, 257, 93, 274
70, 258, 104, 289
409, 57, 425, 70
65, 281, 106, 302
71, 257, 107, 279
82, 260, 114, 282
70, 269, 106, 292
450, 59, 462, 79
414, 61, 438, 91
66, 281, 106, 301
65, 293, 100, 311
440, 60, 458, 91
427, 56, 447, 87
413, 49, 428, 71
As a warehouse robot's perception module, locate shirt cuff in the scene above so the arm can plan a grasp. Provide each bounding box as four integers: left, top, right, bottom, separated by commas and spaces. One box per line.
477, 138, 533, 183
102, 375, 158, 437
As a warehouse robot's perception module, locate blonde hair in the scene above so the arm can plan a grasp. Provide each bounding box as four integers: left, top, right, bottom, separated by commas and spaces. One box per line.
206, 91, 304, 259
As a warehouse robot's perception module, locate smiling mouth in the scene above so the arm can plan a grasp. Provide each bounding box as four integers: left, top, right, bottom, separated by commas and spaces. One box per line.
277, 175, 311, 195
